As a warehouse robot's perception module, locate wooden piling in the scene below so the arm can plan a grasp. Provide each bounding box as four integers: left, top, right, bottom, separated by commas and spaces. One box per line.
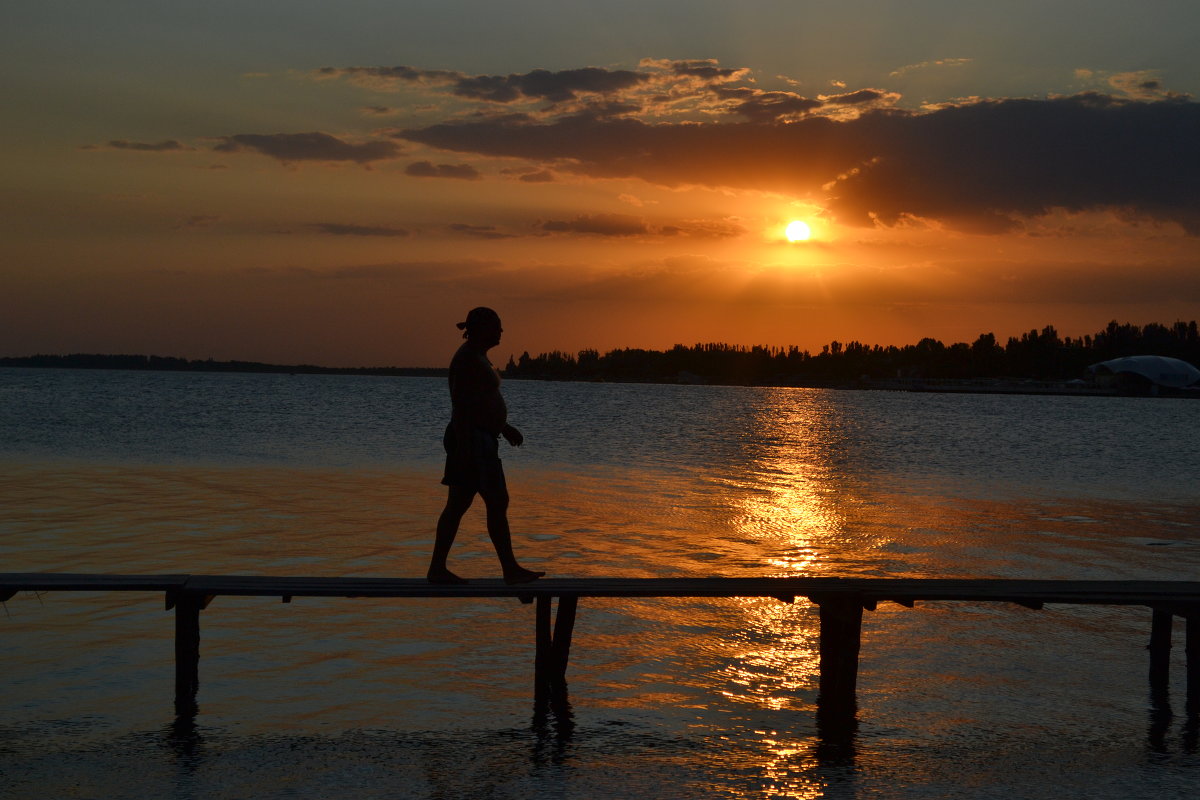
534, 595, 579, 699
1149, 609, 1173, 698
1187, 610, 1200, 715
550, 595, 579, 687
174, 592, 202, 715
816, 594, 864, 719
534, 595, 553, 701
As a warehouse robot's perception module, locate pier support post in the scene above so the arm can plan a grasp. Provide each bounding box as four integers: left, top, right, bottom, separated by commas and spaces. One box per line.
1187, 610, 1200, 716
534, 595, 579, 701
551, 595, 579, 684
1149, 609, 1173, 700
815, 594, 863, 722
535, 596, 552, 701
174, 592, 202, 716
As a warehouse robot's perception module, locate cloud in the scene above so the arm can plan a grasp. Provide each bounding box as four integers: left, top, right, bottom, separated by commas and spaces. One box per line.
405, 160, 482, 179
821, 89, 897, 106
448, 223, 516, 240
318, 64, 649, 105
1074, 69, 1191, 102
709, 86, 899, 122
1107, 70, 1188, 101
713, 87, 824, 122
308, 223, 409, 237
399, 92, 1200, 235
176, 214, 220, 229
83, 139, 189, 152
455, 67, 650, 103
518, 170, 555, 183
822, 95, 1200, 234
213, 132, 400, 164
641, 58, 750, 84
360, 105, 399, 117
317, 58, 815, 121
890, 58, 972, 78
314, 65, 462, 91
663, 219, 746, 238
540, 213, 744, 238
542, 214, 649, 236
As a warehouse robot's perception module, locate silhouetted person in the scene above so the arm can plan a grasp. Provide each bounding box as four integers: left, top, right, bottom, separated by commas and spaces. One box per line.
427, 307, 545, 585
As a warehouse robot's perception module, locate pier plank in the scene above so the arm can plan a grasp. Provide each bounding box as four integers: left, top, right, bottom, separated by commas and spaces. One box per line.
7, 573, 1200, 606
0, 573, 188, 592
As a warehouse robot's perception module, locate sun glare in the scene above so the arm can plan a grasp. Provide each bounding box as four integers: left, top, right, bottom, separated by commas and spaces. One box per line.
784, 220, 812, 242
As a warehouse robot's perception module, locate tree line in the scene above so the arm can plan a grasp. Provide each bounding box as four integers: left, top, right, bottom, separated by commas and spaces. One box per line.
0, 353, 446, 377
502, 320, 1200, 385
4, 320, 1197, 386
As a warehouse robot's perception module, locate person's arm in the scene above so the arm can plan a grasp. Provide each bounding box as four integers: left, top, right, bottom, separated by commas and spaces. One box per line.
501, 423, 523, 447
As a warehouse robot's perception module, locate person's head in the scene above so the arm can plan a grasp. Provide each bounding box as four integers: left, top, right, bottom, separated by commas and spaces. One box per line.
457, 306, 503, 346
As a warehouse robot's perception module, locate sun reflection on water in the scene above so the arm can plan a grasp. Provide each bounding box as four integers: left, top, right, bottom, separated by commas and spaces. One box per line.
720, 600, 820, 712
714, 390, 847, 720
725, 389, 855, 579
705, 392, 858, 797
755, 735, 827, 800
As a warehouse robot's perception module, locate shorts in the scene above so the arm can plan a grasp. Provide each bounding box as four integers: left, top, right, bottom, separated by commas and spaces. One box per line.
441, 423, 507, 495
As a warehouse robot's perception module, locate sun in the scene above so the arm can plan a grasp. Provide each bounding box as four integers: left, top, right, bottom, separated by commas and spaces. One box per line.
784, 220, 812, 242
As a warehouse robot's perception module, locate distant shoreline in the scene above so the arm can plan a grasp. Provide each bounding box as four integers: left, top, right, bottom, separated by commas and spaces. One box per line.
0, 354, 447, 378
4, 354, 1198, 398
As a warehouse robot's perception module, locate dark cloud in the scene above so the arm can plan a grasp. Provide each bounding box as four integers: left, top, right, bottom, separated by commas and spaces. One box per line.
713, 88, 824, 122
542, 214, 650, 236
822, 89, 893, 106
316, 65, 460, 85
176, 214, 220, 229
454, 67, 648, 103
448, 223, 516, 240
569, 99, 645, 120
321, 64, 648, 105
704, 85, 898, 122
83, 139, 188, 152
405, 160, 481, 180
661, 58, 749, 82
400, 94, 1200, 234
214, 132, 400, 164
663, 219, 746, 238
399, 114, 841, 190
825, 95, 1200, 234
308, 223, 409, 237
539, 214, 744, 238
322, 58, 894, 123
518, 170, 555, 183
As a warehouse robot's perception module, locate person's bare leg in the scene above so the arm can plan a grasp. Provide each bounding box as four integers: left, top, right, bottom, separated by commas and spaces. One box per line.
480, 485, 544, 584
428, 486, 475, 584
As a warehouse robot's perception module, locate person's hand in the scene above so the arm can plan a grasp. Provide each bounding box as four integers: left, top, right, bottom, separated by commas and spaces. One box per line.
502, 424, 524, 447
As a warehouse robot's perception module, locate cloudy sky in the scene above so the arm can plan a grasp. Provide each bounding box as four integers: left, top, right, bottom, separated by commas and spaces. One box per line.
3, 1, 1198, 366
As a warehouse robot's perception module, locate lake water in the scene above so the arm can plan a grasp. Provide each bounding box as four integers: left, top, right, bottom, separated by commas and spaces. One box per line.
2, 367, 1199, 799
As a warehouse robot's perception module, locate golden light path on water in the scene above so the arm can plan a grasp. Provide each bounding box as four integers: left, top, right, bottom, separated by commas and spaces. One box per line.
714, 392, 848, 798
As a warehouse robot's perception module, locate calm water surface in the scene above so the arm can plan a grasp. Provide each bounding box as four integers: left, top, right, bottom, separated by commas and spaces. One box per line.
2, 368, 1199, 799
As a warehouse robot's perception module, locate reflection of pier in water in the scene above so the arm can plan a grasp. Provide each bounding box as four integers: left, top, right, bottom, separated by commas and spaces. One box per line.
4, 573, 1200, 731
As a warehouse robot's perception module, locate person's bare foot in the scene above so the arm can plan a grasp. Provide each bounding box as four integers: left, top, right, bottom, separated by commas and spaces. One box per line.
427, 568, 468, 585
503, 567, 545, 585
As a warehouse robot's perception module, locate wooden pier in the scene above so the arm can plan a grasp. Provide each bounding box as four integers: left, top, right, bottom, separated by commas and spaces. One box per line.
4, 573, 1200, 722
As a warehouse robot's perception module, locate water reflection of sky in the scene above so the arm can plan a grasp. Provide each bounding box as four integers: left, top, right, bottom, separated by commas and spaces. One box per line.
5, 372, 1200, 797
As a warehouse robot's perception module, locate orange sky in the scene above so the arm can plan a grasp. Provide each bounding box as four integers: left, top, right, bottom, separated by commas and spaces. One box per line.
3, 3, 1198, 367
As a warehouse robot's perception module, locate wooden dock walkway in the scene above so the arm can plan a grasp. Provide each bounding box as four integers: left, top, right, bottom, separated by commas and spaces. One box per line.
4, 573, 1200, 722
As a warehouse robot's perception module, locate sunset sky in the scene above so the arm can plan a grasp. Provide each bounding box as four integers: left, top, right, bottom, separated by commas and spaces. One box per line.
3, 1, 1198, 367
